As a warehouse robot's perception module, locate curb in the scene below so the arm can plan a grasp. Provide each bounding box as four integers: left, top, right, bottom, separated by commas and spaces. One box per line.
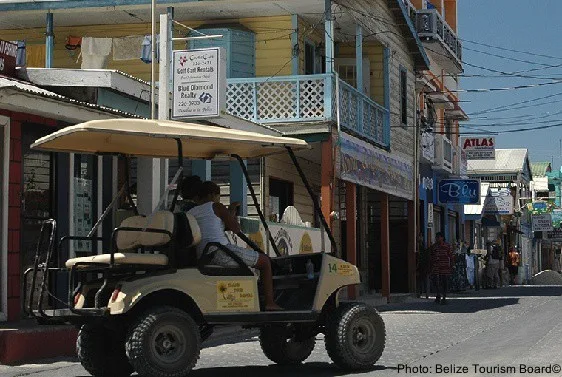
0, 326, 78, 365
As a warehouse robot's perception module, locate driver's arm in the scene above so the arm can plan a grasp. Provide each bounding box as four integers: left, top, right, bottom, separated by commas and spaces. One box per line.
213, 202, 241, 233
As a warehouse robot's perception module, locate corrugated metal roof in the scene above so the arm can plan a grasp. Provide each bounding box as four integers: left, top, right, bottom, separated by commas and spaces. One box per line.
530, 162, 551, 177
467, 149, 528, 174
0, 75, 138, 118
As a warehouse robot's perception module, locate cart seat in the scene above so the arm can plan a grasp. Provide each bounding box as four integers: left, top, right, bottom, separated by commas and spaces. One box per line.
65, 211, 201, 268
65, 252, 168, 268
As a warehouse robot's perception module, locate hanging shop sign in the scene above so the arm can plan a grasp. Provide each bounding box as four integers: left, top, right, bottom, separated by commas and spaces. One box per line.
551, 209, 562, 229
339, 132, 414, 200
419, 164, 434, 201
172, 48, 226, 119
532, 214, 553, 232
460, 136, 495, 160
545, 228, 562, 241
481, 189, 513, 215
437, 179, 480, 204
0, 39, 17, 77
427, 203, 434, 228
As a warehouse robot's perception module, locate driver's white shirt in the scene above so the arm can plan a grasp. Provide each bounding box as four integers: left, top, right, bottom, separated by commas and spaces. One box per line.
187, 201, 229, 258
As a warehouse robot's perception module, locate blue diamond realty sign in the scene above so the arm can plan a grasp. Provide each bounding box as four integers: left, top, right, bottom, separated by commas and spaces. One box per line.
438, 179, 480, 204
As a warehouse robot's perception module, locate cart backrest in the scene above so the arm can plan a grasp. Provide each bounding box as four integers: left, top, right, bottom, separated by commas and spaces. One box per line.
115, 210, 202, 267
116, 211, 176, 250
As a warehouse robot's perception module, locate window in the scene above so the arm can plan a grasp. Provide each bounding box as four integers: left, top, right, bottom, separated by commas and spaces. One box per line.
305, 41, 316, 75
269, 178, 294, 221
400, 68, 408, 127
444, 118, 453, 140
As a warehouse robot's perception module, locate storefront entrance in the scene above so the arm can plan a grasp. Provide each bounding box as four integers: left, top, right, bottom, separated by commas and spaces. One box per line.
21, 124, 55, 278
0, 116, 9, 319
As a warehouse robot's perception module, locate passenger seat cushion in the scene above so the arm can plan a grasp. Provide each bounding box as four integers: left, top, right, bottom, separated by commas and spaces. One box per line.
66, 252, 168, 268
116, 211, 174, 250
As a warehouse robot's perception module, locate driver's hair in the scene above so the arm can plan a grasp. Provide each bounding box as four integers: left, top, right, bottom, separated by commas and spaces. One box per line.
198, 181, 220, 199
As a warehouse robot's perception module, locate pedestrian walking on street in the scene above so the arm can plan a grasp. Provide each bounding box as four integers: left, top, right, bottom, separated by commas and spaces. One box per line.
485, 243, 501, 288
507, 246, 520, 285
430, 232, 454, 305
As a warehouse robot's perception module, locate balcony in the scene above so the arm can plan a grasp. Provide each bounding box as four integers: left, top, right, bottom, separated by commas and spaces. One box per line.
226, 74, 390, 149
433, 134, 453, 173
414, 9, 463, 74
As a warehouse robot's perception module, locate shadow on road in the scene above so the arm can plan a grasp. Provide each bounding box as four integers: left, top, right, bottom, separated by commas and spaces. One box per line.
378, 297, 520, 314
468, 286, 562, 297
192, 362, 397, 377
378, 286, 562, 314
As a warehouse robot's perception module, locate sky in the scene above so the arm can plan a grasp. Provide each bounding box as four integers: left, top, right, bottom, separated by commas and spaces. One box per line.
458, 0, 562, 170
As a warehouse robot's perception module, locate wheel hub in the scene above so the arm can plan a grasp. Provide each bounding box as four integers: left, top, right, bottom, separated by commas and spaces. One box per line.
349, 318, 377, 354
150, 324, 186, 364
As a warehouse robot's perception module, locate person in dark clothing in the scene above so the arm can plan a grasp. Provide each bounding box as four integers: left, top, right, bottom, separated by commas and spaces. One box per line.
430, 232, 454, 305
179, 175, 202, 212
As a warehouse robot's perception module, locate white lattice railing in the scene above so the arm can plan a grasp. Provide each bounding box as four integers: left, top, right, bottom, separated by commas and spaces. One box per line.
226, 74, 389, 148
337, 80, 389, 148
226, 74, 336, 124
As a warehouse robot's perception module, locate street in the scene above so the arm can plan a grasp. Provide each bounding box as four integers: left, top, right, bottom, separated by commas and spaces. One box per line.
1, 285, 561, 377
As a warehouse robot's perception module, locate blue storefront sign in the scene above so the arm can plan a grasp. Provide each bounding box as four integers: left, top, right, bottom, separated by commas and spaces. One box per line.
438, 179, 480, 204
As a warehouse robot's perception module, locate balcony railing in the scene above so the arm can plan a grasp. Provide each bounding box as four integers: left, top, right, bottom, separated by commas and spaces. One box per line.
337, 80, 389, 147
414, 9, 462, 64
443, 136, 453, 169
226, 74, 390, 148
433, 134, 453, 172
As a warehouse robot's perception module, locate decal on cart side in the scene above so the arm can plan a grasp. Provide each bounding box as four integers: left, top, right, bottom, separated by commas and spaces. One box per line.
217, 281, 256, 310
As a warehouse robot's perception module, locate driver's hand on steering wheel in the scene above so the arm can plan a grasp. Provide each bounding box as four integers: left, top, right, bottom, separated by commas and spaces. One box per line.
228, 201, 241, 215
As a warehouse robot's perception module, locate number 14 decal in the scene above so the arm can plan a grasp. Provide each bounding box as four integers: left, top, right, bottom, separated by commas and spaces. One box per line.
329, 263, 338, 273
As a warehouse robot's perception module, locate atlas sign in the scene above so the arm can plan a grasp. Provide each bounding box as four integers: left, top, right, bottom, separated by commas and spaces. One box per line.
461, 137, 495, 160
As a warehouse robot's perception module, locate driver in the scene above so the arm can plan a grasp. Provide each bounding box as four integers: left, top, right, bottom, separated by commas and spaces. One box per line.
187, 181, 282, 311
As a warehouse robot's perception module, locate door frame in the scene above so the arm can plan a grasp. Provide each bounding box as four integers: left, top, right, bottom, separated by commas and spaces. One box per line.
0, 116, 10, 321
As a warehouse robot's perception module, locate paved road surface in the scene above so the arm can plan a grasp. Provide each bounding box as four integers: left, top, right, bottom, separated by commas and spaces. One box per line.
2, 286, 561, 377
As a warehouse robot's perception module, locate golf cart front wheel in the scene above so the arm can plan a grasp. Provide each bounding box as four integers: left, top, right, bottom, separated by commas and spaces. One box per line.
126, 306, 201, 377
259, 324, 316, 365
325, 303, 386, 371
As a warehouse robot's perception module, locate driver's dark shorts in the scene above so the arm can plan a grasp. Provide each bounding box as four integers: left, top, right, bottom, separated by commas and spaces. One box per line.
208, 244, 259, 267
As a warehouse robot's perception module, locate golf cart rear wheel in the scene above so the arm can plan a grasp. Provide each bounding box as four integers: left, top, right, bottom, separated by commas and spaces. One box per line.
325, 303, 385, 371
259, 324, 316, 365
125, 306, 201, 377
77, 323, 133, 377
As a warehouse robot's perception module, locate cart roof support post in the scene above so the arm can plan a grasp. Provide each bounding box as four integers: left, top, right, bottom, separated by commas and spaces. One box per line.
232, 154, 281, 257
286, 147, 338, 254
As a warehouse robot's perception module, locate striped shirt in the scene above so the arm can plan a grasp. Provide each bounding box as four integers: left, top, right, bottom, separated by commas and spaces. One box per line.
430, 241, 454, 276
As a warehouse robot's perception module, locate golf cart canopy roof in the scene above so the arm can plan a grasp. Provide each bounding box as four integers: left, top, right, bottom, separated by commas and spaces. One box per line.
31, 119, 310, 159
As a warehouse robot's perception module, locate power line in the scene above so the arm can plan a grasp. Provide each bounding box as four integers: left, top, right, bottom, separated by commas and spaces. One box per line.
463, 45, 562, 68
467, 90, 562, 116
461, 38, 562, 61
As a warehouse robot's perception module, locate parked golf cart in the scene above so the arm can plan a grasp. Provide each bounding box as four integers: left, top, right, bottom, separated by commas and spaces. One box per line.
23, 119, 385, 377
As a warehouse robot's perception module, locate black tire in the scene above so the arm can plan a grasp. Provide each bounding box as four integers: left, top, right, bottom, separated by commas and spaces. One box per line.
325, 303, 386, 371
77, 323, 133, 377
125, 306, 200, 377
259, 325, 316, 365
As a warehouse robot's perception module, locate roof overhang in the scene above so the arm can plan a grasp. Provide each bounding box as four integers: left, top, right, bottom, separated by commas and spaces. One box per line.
445, 107, 469, 121
18, 68, 151, 102
387, 0, 430, 71
0, 87, 123, 123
